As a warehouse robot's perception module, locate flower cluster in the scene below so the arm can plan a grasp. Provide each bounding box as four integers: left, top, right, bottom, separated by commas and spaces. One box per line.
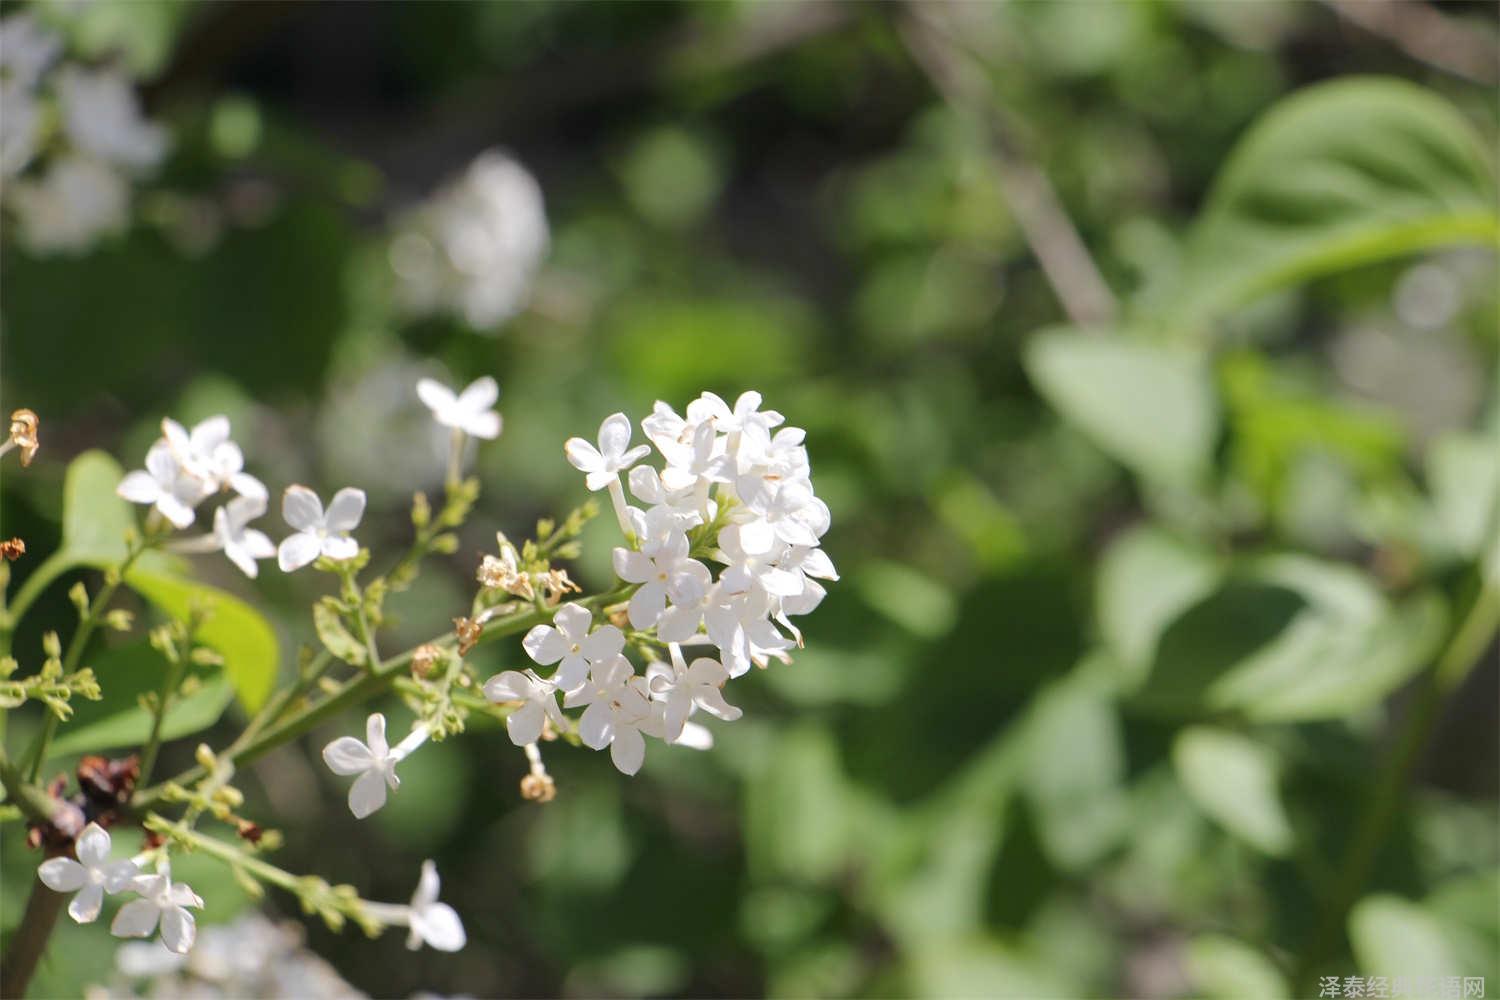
388, 150, 550, 331
0, 12, 168, 254
485, 390, 837, 774
115, 414, 366, 579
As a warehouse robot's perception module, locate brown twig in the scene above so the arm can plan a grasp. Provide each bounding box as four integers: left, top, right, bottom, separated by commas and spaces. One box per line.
0, 876, 65, 1000
897, 6, 1118, 328
1324, 0, 1498, 86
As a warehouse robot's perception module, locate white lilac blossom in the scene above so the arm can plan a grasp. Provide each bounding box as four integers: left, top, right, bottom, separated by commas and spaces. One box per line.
521, 601, 625, 691
161, 415, 266, 500
417, 375, 503, 440
389, 149, 549, 331
363, 861, 466, 953
55, 66, 167, 171
321, 713, 428, 818
37, 822, 139, 924
110, 865, 204, 955
534, 390, 835, 774
483, 669, 566, 746
563, 654, 654, 775
212, 495, 276, 578
9, 154, 132, 255
117, 440, 214, 528
277, 485, 367, 572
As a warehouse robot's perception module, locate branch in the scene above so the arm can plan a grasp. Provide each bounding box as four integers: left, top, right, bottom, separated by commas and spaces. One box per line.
897, 6, 1118, 328
1324, 0, 1499, 86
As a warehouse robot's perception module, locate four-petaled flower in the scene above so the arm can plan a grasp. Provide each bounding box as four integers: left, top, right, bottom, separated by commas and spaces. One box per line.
277, 485, 366, 572
117, 441, 212, 528
564, 413, 650, 491
111, 866, 204, 955
521, 602, 624, 691
611, 529, 708, 630
564, 654, 655, 775
483, 669, 566, 746
213, 495, 275, 579
404, 861, 466, 952
161, 415, 266, 500
37, 822, 139, 924
645, 647, 741, 744
417, 376, 502, 439
321, 713, 428, 818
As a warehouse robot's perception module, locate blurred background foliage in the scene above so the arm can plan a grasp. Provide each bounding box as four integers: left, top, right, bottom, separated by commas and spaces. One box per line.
2, 2, 1498, 998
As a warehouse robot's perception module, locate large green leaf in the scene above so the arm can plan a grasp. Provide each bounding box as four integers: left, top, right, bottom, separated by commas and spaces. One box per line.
50, 641, 234, 754
1024, 328, 1219, 483
1155, 77, 1499, 326
1137, 556, 1447, 721
1096, 526, 1222, 682
52, 451, 279, 712
1173, 727, 1293, 856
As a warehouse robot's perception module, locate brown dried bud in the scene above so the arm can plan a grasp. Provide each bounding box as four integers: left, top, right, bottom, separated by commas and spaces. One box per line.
8, 409, 38, 467
453, 617, 483, 656
143, 831, 167, 851
411, 643, 441, 679
520, 773, 556, 803
539, 568, 581, 606
0, 537, 24, 561
236, 819, 264, 844
77, 755, 140, 809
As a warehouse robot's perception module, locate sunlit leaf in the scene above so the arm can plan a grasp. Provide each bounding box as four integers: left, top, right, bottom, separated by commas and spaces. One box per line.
1173, 726, 1292, 856
1186, 934, 1289, 999
1096, 526, 1222, 681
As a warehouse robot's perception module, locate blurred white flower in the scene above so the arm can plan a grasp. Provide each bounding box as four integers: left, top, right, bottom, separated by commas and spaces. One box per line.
9, 155, 131, 255
390, 150, 549, 331
321, 713, 427, 818
521, 602, 625, 691
416, 375, 502, 439
277, 485, 366, 571
56, 66, 167, 171
161, 414, 266, 500
213, 495, 276, 578
402, 861, 466, 952
110, 866, 203, 955
0, 13, 60, 89
37, 823, 139, 924
117, 440, 213, 529
0, 81, 41, 177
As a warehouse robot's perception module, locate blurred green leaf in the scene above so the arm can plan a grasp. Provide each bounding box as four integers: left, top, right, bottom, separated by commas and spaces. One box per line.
1185, 934, 1289, 998
60, 450, 138, 566
904, 938, 1076, 999
1428, 431, 1500, 561
1022, 675, 1128, 870
1096, 526, 1222, 681
1025, 328, 1219, 483
745, 724, 850, 884
1156, 77, 1499, 326
1173, 726, 1293, 856
50, 640, 234, 754
853, 561, 956, 640
1350, 895, 1464, 980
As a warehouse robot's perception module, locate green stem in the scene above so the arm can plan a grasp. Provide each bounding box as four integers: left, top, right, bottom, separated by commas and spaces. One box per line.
0, 747, 58, 824
147, 815, 300, 894
1292, 573, 1500, 991
137, 647, 189, 790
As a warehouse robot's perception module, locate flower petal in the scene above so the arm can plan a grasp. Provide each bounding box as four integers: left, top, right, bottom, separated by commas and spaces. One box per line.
412, 902, 466, 952
627, 586, 666, 630
609, 726, 645, 775
412, 860, 441, 909
321, 535, 359, 561
505, 701, 544, 746
276, 532, 321, 572
110, 899, 161, 939
483, 671, 531, 703
578, 701, 613, 750
75, 822, 111, 867
324, 487, 367, 532
103, 860, 141, 893
597, 413, 632, 459
581, 624, 625, 662
456, 376, 499, 413
68, 883, 105, 924
564, 437, 603, 474
160, 906, 196, 954
38, 858, 87, 893
416, 378, 457, 416
365, 713, 389, 756
349, 768, 389, 819
551, 603, 592, 640
116, 471, 160, 504
461, 410, 502, 440
322, 736, 374, 775
611, 548, 652, 584
281, 485, 324, 531
522, 625, 565, 665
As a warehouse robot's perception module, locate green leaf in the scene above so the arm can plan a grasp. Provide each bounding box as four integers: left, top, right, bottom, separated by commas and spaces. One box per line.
50, 641, 234, 754
313, 600, 367, 667
1096, 526, 1222, 682
60, 450, 137, 565
1350, 895, 1464, 980
1185, 935, 1289, 999
1428, 431, 1500, 561
745, 724, 850, 884
119, 570, 278, 713
1138, 558, 1447, 721
1173, 726, 1293, 856
1024, 328, 1219, 483
1155, 77, 1499, 326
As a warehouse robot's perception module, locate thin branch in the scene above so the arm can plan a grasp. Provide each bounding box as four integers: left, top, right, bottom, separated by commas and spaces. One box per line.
1324, 0, 1499, 86
0, 875, 65, 1000
897, 7, 1118, 328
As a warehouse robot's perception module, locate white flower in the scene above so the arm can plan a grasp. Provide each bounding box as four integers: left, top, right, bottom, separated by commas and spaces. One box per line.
277, 485, 366, 572
111, 866, 204, 955
483, 669, 566, 746
564, 654, 653, 775
658, 420, 731, 494
705, 586, 794, 678
521, 602, 624, 691
9, 155, 131, 256
404, 861, 466, 952
715, 527, 806, 599
321, 713, 428, 819
37, 822, 139, 924
162, 415, 266, 500
611, 528, 709, 630
627, 466, 703, 527
731, 475, 826, 554
655, 562, 716, 643
117, 440, 213, 528
565, 413, 651, 492
416, 375, 502, 439
390, 150, 548, 331
687, 390, 783, 438
0, 14, 60, 89
56, 66, 167, 171
645, 647, 740, 744
213, 495, 276, 578
0, 80, 40, 178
